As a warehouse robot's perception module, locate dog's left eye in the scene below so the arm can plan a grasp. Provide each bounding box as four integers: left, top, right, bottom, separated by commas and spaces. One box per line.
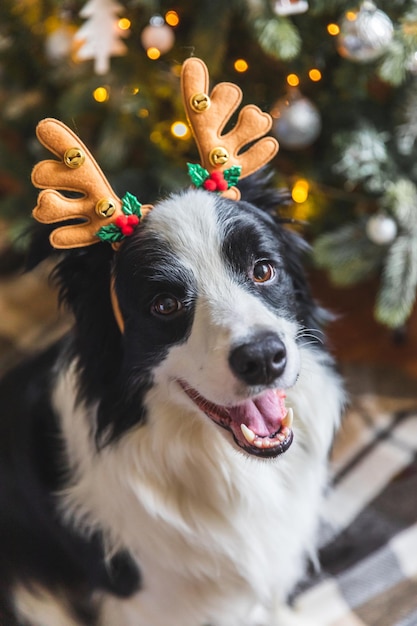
252, 260, 275, 284
151, 294, 183, 317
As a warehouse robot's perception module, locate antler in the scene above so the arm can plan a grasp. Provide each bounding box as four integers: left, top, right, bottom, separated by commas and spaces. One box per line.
181, 58, 278, 200
32, 119, 152, 249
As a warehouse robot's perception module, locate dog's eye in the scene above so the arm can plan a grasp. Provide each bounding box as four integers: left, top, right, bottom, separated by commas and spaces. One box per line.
151, 294, 183, 317
252, 260, 275, 284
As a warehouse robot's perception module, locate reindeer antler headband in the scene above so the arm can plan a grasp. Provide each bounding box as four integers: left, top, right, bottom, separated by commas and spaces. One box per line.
32, 57, 278, 249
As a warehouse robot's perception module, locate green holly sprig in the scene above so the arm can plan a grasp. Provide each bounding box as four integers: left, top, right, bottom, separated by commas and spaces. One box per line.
187, 163, 241, 192
96, 192, 142, 243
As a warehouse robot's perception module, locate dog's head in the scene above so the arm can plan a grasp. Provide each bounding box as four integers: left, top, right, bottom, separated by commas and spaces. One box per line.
97, 182, 321, 459
30, 59, 326, 459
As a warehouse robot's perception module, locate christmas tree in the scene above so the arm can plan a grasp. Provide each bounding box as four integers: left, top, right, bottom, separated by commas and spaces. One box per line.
1, 0, 417, 328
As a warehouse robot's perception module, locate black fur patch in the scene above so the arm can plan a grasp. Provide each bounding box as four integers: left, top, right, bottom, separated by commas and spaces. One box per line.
0, 343, 141, 622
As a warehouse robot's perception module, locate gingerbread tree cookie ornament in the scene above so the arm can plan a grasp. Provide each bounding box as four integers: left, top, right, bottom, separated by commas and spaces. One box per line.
181, 57, 279, 200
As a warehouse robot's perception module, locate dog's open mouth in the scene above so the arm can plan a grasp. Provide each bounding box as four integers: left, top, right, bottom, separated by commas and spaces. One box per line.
179, 382, 294, 458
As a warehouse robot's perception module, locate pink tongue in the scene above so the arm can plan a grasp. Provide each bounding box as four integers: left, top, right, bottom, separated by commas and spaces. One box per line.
229, 389, 286, 437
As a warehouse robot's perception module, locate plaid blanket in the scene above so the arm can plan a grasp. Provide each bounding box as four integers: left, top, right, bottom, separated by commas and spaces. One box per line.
295, 367, 417, 626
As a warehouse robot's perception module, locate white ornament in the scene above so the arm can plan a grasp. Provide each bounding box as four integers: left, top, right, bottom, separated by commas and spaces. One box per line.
337, 1, 393, 63
141, 15, 175, 55
74, 0, 128, 75
272, 92, 321, 150
273, 0, 309, 16
45, 24, 75, 63
366, 213, 397, 245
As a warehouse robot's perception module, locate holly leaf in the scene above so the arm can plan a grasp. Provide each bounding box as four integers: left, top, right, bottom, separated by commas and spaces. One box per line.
122, 192, 142, 217
96, 223, 125, 243
223, 165, 242, 188
187, 163, 209, 187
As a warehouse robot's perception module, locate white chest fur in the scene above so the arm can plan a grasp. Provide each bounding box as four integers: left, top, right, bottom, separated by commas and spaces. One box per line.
54, 348, 341, 626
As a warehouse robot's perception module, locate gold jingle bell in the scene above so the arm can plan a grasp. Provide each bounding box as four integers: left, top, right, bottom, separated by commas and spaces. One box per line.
63, 147, 85, 169
209, 146, 229, 167
190, 92, 211, 112
95, 198, 117, 218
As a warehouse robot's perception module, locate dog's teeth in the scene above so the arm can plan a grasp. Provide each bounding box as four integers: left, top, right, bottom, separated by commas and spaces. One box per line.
280, 427, 290, 440
282, 407, 293, 430
254, 437, 268, 449
241, 423, 256, 444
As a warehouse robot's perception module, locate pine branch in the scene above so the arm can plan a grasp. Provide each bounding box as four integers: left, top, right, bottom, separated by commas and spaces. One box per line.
254, 17, 301, 61
378, 39, 410, 87
375, 234, 417, 328
380, 179, 417, 232
396, 83, 417, 156
378, 12, 417, 87
332, 125, 390, 194
313, 222, 385, 286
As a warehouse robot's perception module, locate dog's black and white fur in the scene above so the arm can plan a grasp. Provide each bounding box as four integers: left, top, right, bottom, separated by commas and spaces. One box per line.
0, 177, 344, 626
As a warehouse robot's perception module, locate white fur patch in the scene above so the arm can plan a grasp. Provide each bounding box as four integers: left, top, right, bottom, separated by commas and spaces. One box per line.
13, 584, 81, 626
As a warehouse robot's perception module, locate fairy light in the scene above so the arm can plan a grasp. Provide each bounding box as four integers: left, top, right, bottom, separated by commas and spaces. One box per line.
93, 86, 110, 102
346, 10, 357, 21
286, 73, 300, 87
234, 59, 249, 73
137, 108, 149, 118
171, 63, 182, 77
147, 47, 161, 60
308, 68, 322, 82
327, 23, 340, 36
118, 17, 131, 30
171, 121, 190, 139
291, 179, 309, 204
150, 130, 162, 144
165, 10, 180, 26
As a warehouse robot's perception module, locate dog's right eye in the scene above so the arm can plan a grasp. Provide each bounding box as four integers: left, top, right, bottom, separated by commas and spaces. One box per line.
151, 294, 183, 317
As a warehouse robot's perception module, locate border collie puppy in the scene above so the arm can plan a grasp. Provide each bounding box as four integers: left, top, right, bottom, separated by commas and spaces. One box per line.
0, 177, 343, 626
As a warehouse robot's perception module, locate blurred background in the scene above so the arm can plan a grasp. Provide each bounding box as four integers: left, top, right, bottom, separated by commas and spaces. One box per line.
1, 0, 417, 376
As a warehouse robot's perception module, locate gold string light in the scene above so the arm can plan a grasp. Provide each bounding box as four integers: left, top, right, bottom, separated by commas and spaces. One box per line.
286, 73, 300, 87
327, 23, 340, 36
170, 121, 190, 139
93, 86, 110, 102
292, 179, 309, 204
165, 10, 179, 26
308, 68, 322, 82
234, 59, 249, 73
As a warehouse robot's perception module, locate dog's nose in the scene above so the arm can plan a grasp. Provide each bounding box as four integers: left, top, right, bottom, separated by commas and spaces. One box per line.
229, 332, 287, 386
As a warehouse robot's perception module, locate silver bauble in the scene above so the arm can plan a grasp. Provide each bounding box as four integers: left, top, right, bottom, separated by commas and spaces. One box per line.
141, 15, 175, 54
366, 213, 397, 245
45, 24, 75, 63
272, 94, 322, 150
337, 2, 394, 63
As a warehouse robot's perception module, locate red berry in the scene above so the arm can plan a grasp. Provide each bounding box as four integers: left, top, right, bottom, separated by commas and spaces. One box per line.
211, 170, 224, 182
203, 179, 217, 191
122, 225, 134, 236
115, 215, 127, 228
127, 215, 140, 226
216, 179, 228, 191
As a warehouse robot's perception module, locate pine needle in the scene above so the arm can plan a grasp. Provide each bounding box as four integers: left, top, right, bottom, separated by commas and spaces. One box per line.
375, 235, 417, 328
313, 222, 386, 286
254, 17, 301, 61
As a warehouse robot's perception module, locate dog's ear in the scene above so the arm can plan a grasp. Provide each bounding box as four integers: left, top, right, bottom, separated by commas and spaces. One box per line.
237, 169, 292, 218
